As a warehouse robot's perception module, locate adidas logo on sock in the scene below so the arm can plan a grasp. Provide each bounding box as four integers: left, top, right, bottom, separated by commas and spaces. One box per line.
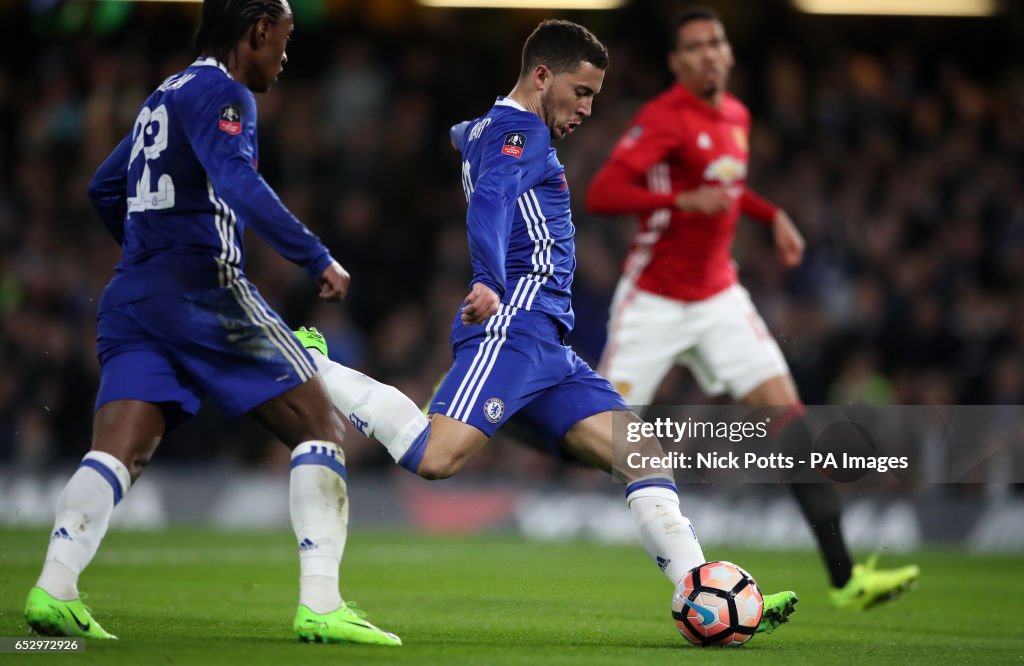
656, 556, 671, 572
299, 537, 318, 551
51, 527, 73, 541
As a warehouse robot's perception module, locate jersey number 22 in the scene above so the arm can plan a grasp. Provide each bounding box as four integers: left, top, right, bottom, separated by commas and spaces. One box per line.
127, 104, 175, 213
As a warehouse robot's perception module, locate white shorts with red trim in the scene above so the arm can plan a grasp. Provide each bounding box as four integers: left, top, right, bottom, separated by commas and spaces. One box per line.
598, 281, 789, 404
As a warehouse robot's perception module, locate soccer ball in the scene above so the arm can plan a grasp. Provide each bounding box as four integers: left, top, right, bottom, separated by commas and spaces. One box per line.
671, 560, 763, 647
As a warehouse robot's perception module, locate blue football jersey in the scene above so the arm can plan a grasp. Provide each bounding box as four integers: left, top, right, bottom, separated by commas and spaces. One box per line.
88, 58, 333, 310
451, 97, 577, 334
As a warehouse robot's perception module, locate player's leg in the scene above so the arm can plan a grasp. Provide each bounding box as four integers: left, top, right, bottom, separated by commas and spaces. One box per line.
691, 287, 849, 576
179, 286, 398, 647
292, 328, 484, 480
26, 399, 166, 640
739, 374, 858, 589
563, 410, 708, 585
516, 356, 707, 585
294, 327, 433, 469
250, 377, 397, 645
295, 328, 490, 479
405, 304, 546, 480
584, 289, 704, 579
26, 301, 203, 639
409, 415, 488, 479
747, 376, 920, 610
740, 374, 856, 586
165, 285, 352, 624
709, 285, 918, 609
561, 407, 798, 633
523, 353, 798, 633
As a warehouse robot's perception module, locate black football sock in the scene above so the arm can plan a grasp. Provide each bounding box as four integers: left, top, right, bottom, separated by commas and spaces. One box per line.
789, 483, 853, 588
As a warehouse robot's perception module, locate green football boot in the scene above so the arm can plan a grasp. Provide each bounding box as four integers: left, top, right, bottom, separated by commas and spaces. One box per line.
294, 326, 328, 357
830, 555, 920, 611
24, 587, 117, 639
294, 601, 402, 646
757, 590, 798, 633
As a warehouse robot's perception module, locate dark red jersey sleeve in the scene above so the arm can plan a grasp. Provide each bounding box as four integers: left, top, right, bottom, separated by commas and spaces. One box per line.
585, 107, 679, 216
740, 188, 778, 225
586, 160, 676, 215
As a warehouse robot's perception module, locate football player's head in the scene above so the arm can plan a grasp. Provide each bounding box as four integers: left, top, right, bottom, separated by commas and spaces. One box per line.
519, 20, 609, 141
668, 6, 734, 102
195, 0, 294, 93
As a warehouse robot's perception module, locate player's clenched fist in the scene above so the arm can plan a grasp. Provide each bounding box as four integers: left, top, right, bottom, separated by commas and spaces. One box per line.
319, 261, 350, 301
461, 282, 500, 325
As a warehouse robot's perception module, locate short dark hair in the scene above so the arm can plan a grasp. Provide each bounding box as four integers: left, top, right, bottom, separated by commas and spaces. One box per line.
668, 6, 722, 50
195, 0, 289, 63
520, 20, 609, 79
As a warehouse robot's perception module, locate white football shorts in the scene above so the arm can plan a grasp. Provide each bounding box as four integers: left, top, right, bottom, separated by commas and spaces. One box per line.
599, 281, 789, 405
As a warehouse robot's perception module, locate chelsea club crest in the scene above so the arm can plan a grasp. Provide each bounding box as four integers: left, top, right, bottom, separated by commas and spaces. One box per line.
483, 397, 505, 424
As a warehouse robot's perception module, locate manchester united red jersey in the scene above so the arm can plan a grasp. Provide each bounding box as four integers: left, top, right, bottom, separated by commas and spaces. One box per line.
588, 83, 774, 302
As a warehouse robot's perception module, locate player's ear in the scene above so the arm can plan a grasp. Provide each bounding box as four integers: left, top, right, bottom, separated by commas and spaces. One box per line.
533, 64, 551, 91
251, 18, 269, 50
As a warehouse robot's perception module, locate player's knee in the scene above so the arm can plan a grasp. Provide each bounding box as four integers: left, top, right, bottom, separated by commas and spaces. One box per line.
416, 459, 454, 481
416, 449, 464, 481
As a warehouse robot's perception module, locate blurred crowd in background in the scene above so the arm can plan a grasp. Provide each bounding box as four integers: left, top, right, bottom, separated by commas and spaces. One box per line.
1, 0, 1022, 482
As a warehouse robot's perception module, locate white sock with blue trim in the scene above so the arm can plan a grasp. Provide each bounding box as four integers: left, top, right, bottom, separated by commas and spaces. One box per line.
290, 440, 348, 614
309, 352, 429, 464
36, 451, 132, 601
626, 476, 705, 586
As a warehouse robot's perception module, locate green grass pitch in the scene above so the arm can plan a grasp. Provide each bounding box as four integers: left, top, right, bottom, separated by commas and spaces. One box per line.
1, 529, 1021, 664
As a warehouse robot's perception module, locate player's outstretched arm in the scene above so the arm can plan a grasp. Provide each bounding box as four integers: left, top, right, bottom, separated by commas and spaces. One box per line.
184, 82, 336, 282
586, 111, 680, 216
585, 159, 676, 215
